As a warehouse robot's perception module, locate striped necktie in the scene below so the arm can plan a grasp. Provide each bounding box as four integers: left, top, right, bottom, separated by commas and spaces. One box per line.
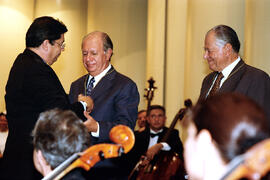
208, 72, 224, 97
86, 77, 95, 96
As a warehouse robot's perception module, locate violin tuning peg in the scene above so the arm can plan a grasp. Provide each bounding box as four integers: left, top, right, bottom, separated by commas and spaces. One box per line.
118, 147, 125, 156
98, 151, 105, 160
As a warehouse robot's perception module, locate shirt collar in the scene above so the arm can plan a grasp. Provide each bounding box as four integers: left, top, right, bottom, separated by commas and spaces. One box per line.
150, 128, 163, 134
221, 56, 241, 80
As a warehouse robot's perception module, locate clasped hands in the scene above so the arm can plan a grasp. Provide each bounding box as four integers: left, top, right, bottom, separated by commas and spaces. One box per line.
77, 94, 98, 133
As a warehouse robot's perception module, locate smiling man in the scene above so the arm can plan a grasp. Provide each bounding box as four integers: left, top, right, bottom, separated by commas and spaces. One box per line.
69, 31, 139, 179
199, 25, 270, 122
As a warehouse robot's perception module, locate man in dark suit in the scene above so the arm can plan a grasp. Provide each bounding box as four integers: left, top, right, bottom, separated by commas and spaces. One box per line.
68, 31, 139, 179
125, 105, 184, 178
1, 16, 92, 180
199, 24, 270, 121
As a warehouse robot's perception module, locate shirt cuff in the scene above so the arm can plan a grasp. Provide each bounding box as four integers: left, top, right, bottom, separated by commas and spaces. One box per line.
91, 122, 100, 137
80, 101, 87, 111
160, 142, 171, 151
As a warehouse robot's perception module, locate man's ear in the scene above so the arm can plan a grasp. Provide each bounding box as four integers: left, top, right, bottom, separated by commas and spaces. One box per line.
197, 129, 213, 150
41, 40, 50, 51
36, 150, 47, 165
105, 48, 113, 61
223, 43, 233, 56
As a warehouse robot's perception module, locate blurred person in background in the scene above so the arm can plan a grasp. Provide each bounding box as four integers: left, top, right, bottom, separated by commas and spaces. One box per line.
184, 93, 270, 180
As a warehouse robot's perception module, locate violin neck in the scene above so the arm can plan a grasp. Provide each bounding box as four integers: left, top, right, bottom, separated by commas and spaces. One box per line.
42, 153, 79, 180
161, 108, 185, 143
220, 154, 245, 180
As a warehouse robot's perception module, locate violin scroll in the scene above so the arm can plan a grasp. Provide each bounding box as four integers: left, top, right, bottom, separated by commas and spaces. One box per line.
44, 125, 135, 180
144, 77, 157, 110
176, 99, 192, 121
110, 124, 135, 153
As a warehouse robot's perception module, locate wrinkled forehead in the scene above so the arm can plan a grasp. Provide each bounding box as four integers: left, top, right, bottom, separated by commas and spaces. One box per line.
82, 34, 103, 49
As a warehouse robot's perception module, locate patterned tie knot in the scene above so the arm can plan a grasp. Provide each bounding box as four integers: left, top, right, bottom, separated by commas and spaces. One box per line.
86, 77, 95, 96
89, 77, 95, 85
209, 72, 224, 97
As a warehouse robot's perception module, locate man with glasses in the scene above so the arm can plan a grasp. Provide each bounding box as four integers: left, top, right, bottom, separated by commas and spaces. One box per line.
1, 16, 92, 180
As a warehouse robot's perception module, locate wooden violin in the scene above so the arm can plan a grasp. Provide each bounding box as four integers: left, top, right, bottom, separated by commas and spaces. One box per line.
221, 138, 270, 180
42, 125, 135, 180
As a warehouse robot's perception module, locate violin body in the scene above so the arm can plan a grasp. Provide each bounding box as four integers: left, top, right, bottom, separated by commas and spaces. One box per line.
136, 151, 186, 180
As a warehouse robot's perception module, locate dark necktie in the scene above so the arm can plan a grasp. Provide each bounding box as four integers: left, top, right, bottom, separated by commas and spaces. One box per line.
150, 132, 162, 138
208, 72, 224, 97
86, 77, 95, 96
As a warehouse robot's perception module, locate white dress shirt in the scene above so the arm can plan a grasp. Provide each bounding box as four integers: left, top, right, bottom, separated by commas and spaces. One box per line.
148, 129, 171, 151
206, 56, 240, 97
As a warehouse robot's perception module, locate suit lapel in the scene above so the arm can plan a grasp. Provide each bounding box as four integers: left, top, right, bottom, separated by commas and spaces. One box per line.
201, 72, 217, 99
90, 66, 116, 99
81, 74, 89, 96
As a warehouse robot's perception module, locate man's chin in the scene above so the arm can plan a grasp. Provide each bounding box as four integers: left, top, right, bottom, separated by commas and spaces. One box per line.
208, 64, 217, 71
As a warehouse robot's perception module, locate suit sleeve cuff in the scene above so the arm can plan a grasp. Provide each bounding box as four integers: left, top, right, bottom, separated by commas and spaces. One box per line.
160, 142, 171, 151
80, 101, 87, 111
91, 122, 100, 137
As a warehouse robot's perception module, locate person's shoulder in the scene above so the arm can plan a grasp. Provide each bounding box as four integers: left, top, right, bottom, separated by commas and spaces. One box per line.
163, 127, 179, 134
13, 49, 36, 65
71, 74, 88, 85
135, 127, 149, 138
112, 70, 137, 86
244, 63, 270, 79
115, 71, 134, 81
201, 71, 216, 84
11, 49, 47, 74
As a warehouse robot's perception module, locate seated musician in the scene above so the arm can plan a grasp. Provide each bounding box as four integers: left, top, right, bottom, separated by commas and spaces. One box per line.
32, 109, 91, 179
125, 105, 184, 176
184, 93, 270, 180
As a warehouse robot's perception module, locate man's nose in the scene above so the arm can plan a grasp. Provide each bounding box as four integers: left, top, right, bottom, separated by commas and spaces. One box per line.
85, 54, 93, 62
203, 51, 208, 59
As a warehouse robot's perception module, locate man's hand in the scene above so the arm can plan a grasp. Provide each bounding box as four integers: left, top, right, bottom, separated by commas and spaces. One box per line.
146, 143, 163, 161
139, 155, 150, 167
78, 94, 94, 113
83, 111, 98, 132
